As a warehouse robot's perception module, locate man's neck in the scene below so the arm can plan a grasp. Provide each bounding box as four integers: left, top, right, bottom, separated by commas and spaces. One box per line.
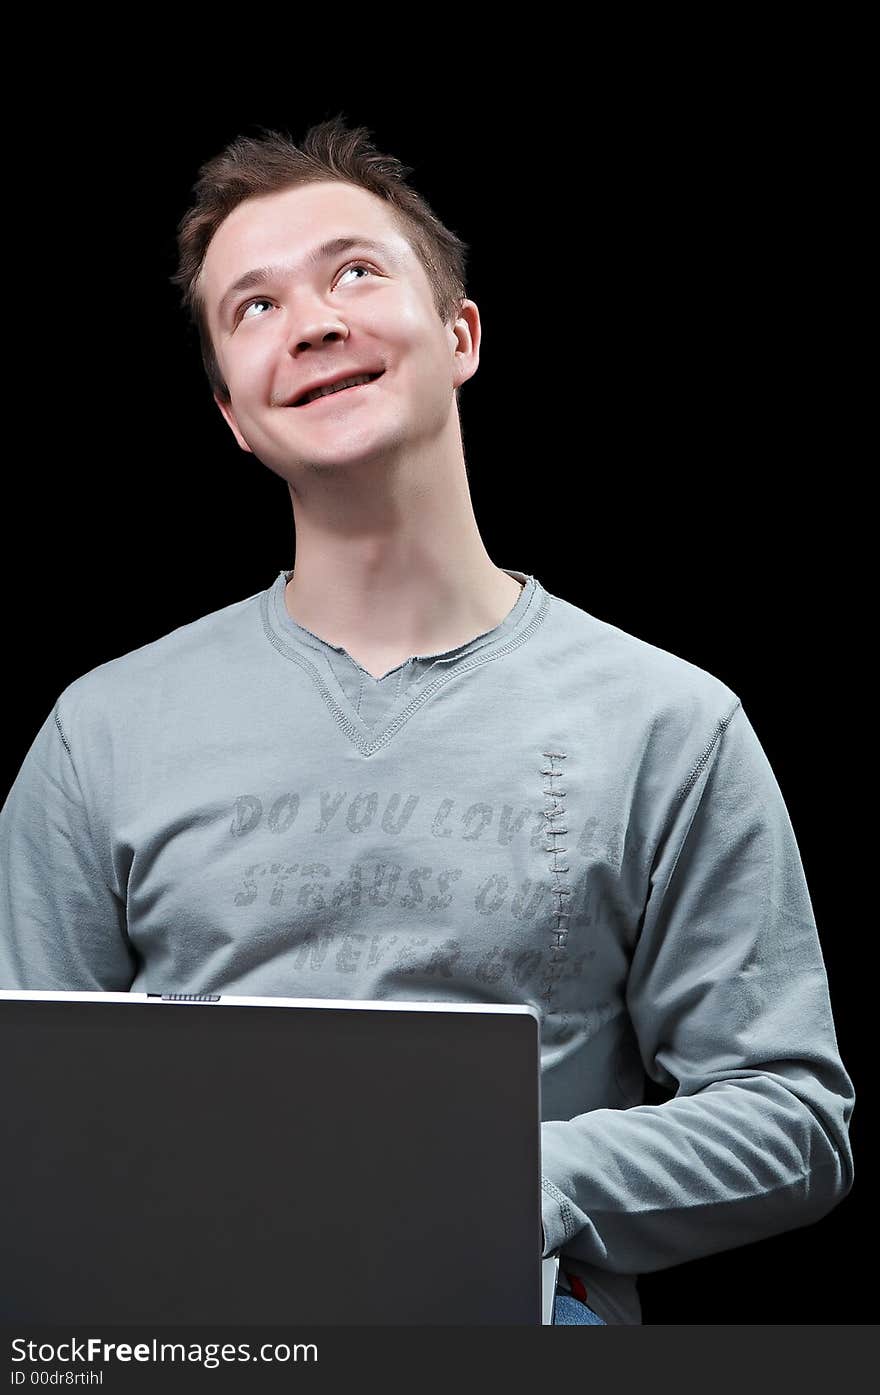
283, 555, 524, 676
281, 438, 524, 676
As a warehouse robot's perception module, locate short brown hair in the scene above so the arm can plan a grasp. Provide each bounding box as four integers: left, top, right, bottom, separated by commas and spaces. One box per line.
170, 114, 471, 404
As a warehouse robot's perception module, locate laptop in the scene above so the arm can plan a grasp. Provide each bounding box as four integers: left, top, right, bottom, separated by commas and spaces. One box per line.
0, 989, 557, 1325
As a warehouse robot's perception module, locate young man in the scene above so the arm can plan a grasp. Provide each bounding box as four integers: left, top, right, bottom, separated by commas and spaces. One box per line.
0, 117, 855, 1325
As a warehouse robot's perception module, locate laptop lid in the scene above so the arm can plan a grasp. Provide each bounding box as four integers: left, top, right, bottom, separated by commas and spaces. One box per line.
1, 990, 546, 1325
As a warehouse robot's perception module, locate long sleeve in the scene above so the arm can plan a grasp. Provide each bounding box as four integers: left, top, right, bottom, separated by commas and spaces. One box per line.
540, 699, 855, 1271
0, 697, 138, 990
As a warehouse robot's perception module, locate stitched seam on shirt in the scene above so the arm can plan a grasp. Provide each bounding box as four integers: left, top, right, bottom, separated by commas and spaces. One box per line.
52, 704, 127, 919
541, 750, 570, 1012
54, 708, 72, 757
542, 1178, 578, 1241
259, 629, 366, 747
676, 698, 741, 806
260, 583, 550, 756
642, 698, 743, 915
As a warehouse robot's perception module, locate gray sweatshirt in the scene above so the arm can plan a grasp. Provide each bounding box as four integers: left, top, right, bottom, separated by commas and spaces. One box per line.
0, 566, 855, 1324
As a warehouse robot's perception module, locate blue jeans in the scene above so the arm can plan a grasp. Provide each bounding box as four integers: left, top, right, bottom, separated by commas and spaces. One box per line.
553, 1290, 606, 1325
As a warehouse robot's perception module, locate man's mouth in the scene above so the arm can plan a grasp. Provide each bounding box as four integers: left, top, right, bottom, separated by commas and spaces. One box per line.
290, 370, 384, 408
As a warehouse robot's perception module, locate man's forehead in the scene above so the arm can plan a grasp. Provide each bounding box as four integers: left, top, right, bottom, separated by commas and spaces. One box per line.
207, 183, 407, 275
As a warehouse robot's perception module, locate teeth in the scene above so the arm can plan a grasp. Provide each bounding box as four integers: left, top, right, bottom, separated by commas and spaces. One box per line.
302, 373, 377, 405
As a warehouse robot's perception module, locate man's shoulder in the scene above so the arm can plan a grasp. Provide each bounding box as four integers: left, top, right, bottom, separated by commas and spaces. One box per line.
545, 589, 741, 722
55, 580, 269, 728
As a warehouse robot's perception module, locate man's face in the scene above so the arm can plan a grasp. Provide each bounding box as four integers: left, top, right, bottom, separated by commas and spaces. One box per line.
199, 180, 479, 480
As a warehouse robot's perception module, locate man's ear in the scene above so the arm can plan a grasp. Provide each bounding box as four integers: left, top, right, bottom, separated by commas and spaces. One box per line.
213, 393, 253, 454
451, 300, 481, 392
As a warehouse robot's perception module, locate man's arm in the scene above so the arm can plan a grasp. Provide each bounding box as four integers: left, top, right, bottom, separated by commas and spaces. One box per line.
0, 697, 138, 990
540, 700, 855, 1268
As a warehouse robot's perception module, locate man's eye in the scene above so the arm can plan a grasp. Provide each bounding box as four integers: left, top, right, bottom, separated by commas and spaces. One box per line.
337, 262, 374, 284
239, 297, 273, 323
237, 263, 375, 324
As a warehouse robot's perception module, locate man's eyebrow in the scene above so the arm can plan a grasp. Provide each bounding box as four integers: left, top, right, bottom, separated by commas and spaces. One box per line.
216, 236, 399, 326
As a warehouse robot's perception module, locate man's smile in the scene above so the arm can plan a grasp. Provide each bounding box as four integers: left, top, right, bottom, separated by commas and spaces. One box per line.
287, 370, 385, 408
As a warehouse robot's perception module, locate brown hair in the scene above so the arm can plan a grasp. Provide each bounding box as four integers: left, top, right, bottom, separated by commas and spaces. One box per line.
169, 114, 471, 405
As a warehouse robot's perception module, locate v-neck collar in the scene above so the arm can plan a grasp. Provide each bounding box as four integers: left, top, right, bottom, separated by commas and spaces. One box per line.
259, 566, 547, 754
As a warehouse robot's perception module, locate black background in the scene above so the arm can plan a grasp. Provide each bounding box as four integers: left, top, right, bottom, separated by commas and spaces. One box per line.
3, 41, 868, 1326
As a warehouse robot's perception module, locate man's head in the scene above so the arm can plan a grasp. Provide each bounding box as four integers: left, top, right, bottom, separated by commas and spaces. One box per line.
187, 176, 480, 485
170, 115, 474, 412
